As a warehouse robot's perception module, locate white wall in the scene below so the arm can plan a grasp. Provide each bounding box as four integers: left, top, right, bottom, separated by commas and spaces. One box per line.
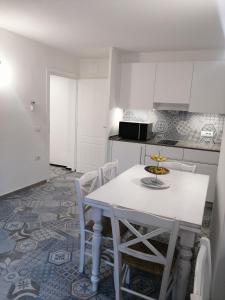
107, 48, 123, 137
210, 123, 225, 300
0, 28, 78, 196
78, 58, 109, 78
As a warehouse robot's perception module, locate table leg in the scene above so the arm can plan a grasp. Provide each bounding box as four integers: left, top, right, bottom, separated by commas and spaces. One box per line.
174, 230, 196, 300
91, 207, 103, 292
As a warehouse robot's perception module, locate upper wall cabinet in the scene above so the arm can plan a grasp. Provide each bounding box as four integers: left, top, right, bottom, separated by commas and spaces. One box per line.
119, 63, 156, 110
190, 61, 225, 114
154, 62, 193, 104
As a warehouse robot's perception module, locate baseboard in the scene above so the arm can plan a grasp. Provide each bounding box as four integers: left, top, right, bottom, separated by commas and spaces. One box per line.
50, 163, 71, 170
0, 180, 47, 199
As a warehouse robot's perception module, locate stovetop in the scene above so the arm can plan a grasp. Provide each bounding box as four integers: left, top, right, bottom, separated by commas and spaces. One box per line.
157, 140, 178, 146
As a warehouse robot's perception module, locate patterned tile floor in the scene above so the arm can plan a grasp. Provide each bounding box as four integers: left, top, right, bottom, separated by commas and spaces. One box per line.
49, 165, 73, 179
0, 166, 211, 300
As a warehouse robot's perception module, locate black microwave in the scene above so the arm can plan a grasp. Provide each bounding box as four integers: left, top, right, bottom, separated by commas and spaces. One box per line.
119, 121, 154, 141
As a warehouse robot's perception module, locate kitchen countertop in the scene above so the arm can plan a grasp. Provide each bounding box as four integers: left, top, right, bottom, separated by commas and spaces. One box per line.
109, 135, 221, 152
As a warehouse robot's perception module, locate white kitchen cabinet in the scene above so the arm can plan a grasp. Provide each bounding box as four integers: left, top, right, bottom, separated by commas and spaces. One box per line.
190, 61, 225, 114
183, 148, 220, 165
145, 145, 183, 165
182, 148, 219, 203
196, 163, 217, 203
111, 141, 145, 174
183, 148, 219, 203
119, 63, 156, 109
154, 62, 193, 104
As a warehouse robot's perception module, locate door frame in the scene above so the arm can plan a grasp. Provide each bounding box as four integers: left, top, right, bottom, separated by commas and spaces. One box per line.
46, 68, 78, 176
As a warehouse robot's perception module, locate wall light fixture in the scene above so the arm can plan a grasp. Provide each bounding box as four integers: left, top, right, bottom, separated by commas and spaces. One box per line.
0, 59, 13, 89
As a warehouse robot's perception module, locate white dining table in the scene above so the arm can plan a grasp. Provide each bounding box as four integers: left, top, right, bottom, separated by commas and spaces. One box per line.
85, 164, 209, 300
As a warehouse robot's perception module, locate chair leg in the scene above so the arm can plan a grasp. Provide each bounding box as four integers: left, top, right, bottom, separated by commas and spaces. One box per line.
79, 231, 85, 273
114, 253, 123, 300
171, 269, 178, 300
171, 286, 176, 300
114, 274, 123, 300
115, 287, 122, 300
125, 266, 130, 285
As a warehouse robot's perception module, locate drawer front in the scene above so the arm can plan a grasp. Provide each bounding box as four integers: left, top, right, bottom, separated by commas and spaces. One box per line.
145, 145, 183, 161
183, 149, 219, 165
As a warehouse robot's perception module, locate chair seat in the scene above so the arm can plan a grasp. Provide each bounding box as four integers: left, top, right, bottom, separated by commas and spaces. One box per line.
122, 239, 177, 275
85, 217, 127, 237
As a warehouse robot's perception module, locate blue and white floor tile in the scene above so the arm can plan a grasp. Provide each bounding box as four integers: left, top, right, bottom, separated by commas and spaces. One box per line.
0, 166, 211, 300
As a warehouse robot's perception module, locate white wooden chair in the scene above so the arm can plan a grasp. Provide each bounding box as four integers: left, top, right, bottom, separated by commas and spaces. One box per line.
159, 161, 197, 173
99, 160, 119, 185
75, 171, 113, 273
110, 206, 179, 300
190, 237, 212, 300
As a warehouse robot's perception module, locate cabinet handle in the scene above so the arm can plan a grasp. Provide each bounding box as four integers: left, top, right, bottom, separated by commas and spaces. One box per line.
140, 146, 143, 164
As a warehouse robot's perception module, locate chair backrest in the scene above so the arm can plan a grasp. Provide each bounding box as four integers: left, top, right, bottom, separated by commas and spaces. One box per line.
110, 206, 179, 300
159, 161, 197, 173
75, 171, 99, 227
100, 160, 118, 185
190, 237, 212, 300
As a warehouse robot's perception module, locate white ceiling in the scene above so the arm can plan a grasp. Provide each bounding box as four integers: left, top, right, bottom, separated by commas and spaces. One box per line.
0, 0, 225, 57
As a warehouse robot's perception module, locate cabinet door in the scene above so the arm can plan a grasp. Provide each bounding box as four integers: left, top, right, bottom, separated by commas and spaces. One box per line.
196, 163, 217, 203
190, 61, 225, 114
183, 149, 220, 165
145, 145, 183, 165
111, 141, 143, 174
119, 63, 156, 109
154, 62, 193, 104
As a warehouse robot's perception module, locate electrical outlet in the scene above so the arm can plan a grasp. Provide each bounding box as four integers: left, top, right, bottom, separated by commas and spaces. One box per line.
201, 130, 214, 137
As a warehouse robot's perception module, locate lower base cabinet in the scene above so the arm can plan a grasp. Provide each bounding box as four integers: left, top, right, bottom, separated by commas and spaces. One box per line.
183, 149, 218, 203
195, 163, 217, 203
110, 141, 145, 174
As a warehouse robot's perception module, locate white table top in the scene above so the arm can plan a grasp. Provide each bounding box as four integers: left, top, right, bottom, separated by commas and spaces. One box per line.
85, 165, 209, 228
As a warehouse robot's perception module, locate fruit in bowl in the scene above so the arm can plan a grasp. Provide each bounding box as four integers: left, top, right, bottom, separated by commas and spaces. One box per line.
150, 153, 167, 162
145, 165, 169, 175
144, 152, 169, 184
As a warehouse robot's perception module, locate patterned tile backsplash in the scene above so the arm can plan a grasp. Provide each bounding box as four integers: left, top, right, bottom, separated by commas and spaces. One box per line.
123, 110, 225, 144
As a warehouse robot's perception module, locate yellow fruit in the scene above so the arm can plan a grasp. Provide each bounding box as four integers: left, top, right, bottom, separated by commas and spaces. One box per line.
150, 153, 167, 162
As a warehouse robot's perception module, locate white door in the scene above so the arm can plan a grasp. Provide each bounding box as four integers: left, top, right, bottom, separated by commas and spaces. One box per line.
50, 75, 77, 170
77, 79, 109, 173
